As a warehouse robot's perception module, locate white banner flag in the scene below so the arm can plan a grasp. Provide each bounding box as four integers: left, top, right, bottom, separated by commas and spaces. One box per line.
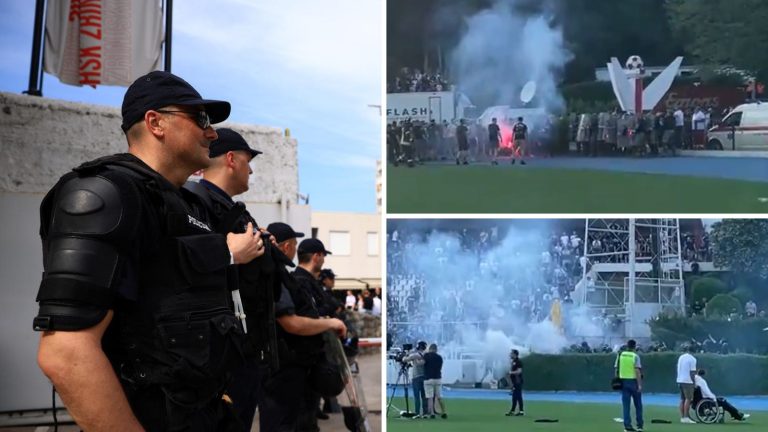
44, 0, 164, 87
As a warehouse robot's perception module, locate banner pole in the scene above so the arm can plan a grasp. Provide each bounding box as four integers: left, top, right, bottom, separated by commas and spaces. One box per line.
25, 0, 46, 96
164, 0, 173, 72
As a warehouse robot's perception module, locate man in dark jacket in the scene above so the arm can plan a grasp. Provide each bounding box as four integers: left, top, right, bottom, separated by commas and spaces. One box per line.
186, 127, 288, 431
34, 71, 264, 431
258, 234, 346, 432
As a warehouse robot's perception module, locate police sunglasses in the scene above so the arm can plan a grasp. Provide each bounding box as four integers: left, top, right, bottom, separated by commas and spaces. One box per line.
155, 109, 211, 129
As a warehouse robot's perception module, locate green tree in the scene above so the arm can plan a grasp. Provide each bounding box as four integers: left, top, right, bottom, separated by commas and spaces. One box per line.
561, 0, 684, 83
665, 0, 768, 81
710, 219, 768, 279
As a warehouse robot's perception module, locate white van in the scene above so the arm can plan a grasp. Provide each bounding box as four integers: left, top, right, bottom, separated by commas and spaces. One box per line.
707, 102, 768, 150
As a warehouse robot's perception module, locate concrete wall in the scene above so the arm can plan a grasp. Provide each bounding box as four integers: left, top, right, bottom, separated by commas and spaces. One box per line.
0, 91, 298, 201
0, 92, 305, 415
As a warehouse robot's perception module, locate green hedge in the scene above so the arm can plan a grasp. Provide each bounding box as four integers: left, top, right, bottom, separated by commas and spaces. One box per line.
691, 277, 728, 305
706, 294, 743, 318
523, 353, 768, 395
648, 315, 768, 354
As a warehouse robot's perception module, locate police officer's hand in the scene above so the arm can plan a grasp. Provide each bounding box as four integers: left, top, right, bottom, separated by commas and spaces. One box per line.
227, 222, 265, 264
258, 228, 278, 247
327, 318, 347, 338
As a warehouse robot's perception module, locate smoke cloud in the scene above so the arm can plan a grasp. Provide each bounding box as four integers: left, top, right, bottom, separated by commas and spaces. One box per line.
447, 0, 572, 113
392, 222, 611, 371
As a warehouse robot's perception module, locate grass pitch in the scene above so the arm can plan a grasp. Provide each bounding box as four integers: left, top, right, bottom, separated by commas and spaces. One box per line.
385, 398, 763, 432
387, 165, 768, 213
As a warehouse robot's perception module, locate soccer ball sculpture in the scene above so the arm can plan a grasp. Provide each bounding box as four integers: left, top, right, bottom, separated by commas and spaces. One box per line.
625, 55, 645, 73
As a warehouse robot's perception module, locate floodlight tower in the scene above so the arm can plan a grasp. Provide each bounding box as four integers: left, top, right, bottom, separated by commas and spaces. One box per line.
574, 219, 685, 338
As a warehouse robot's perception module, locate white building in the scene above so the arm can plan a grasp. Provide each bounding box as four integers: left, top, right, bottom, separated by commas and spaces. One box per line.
376, 159, 382, 214
312, 211, 381, 291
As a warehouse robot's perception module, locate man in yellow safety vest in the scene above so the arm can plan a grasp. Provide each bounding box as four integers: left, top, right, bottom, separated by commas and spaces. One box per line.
614, 339, 644, 432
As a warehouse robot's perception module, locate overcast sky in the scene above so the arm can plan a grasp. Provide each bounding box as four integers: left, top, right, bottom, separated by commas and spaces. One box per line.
0, 0, 382, 213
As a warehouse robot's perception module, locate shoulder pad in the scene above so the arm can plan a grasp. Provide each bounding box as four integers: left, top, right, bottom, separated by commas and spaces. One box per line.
47, 173, 141, 241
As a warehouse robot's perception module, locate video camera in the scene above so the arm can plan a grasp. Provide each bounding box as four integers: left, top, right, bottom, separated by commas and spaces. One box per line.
387, 343, 413, 368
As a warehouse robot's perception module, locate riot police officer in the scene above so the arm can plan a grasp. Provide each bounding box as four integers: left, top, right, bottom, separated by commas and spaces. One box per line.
293, 238, 338, 430
34, 71, 264, 431
259, 233, 347, 432
183, 128, 288, 431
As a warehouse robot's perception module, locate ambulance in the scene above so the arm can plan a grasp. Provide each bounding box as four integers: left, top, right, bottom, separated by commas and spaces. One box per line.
707, 102, 768, 150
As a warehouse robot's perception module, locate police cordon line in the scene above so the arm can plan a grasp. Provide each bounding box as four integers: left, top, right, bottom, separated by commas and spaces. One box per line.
33, 71, 371, 432
386, 103, 756, 167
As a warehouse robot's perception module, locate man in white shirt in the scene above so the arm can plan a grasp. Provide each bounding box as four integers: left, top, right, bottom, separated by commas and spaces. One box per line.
694, 369, 750, 421
673, 108, 685, 150
570, 231, 582, 251
579, 255, 588, 272
372, 294, 382, 316
676, 345, 698, 423
745, 300, 757, 317
692, 107, 706, 147
345, 290, 357, 310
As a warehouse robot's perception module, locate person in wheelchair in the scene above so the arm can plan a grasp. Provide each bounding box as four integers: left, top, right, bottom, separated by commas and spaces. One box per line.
693, 369, 750, 422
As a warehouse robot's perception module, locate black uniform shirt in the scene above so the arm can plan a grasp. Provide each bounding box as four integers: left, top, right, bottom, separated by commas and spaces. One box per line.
423, 352, 443, 380
488, 123, 501, 141
275, 285, 296, 317
456, 125, 469, 148
511, 358, 524, 384
513, 122, 528, 140
199, 178, 234, 204
290, 267, 321, 318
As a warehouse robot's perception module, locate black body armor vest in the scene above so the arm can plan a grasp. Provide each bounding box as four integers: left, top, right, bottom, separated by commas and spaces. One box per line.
183, 180, 289, 371
39, 154, 246, 409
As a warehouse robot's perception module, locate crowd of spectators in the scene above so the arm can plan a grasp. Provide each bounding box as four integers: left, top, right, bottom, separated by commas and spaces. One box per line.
584, 223, 712, 265
388, 67, 450, 93
682, 231, 712, 263
386, 223, 744, 355
386, 227, 585, 347
562, 338, 736, 354
689, 297, 765, 320
584, 222, 657, 264
337, 288, 382, 317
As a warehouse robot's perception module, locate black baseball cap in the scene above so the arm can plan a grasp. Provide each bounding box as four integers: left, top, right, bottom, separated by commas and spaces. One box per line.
319, 269, 336, 280
298, 238, 332, 255
266, 222, 304, 243
209, 128, 262, 158
121, 71, 231, 132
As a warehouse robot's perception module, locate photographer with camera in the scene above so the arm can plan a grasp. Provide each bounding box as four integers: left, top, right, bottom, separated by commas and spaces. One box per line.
403, 341, 428, 418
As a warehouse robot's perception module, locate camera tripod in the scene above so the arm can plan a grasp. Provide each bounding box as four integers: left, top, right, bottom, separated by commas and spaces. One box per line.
386, 363, 416, 418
